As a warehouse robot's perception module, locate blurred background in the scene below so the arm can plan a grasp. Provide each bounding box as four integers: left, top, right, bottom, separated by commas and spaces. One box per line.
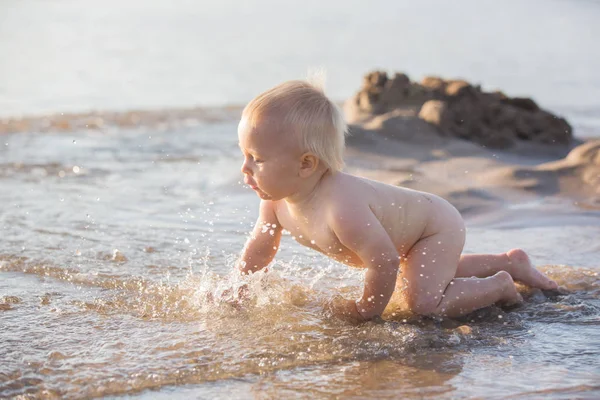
1, 0, 599, 138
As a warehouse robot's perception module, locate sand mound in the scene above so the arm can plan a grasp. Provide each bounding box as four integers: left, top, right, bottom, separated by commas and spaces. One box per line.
345, 71, 573, 149
481, 140, 600, 206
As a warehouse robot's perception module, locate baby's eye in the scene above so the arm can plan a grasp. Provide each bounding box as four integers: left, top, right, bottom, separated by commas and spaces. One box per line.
254, 159, 264, 164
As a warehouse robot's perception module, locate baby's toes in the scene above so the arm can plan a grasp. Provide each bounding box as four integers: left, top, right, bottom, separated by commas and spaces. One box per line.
539, 274, 559, 290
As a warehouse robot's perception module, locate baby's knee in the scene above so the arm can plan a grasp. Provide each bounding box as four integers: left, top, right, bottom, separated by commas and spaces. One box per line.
405, 292, 441, 316
493, 270, 514, 286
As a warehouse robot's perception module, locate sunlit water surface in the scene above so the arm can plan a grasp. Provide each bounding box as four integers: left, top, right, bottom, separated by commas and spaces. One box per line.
1, 123, 599, 399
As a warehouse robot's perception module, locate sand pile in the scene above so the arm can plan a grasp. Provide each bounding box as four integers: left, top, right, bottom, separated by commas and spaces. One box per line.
343, 71, 599, 213
484, 140, 600, 204
345, 71, 573, 148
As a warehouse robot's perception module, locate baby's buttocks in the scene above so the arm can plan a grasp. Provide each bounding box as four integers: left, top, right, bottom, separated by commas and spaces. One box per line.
422, 193, 465, 238
372, 187, 434, 258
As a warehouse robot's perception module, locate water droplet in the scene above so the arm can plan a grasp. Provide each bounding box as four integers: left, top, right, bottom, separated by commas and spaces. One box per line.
72, 166, 80, 174
72, 140, 76, 144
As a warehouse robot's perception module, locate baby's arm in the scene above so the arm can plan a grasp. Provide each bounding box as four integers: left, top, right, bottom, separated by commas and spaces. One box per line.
329, 200, 400, 321
237, 200, 282, 275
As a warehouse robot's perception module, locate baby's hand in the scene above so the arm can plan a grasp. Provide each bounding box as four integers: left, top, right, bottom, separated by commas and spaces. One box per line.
206, 284, 251, 309
221, 284, 250, 301
327, 295, 368, 324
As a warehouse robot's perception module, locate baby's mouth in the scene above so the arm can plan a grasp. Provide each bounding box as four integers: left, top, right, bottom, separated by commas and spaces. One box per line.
244, 178, 258, 191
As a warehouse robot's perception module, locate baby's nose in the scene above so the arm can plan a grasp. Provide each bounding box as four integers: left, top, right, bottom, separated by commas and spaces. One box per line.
240, 161, 251, 175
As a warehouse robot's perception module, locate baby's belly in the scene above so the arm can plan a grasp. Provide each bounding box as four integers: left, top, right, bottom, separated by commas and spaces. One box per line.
326, 248, 364, 268
308, 230, 414, 269
312, 225, 418, 268
297, 235, 365, 268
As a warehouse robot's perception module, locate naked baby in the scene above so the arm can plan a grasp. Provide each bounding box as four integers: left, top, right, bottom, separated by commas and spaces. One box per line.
236, 79, 558, 322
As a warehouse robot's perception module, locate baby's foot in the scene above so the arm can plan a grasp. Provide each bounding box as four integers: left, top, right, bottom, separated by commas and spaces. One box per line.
496, 271, 524, 307
507, 249, 558, 290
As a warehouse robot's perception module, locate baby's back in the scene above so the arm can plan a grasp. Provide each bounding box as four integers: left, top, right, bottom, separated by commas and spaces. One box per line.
272, 172, 459, 267
341, 173, 448, 257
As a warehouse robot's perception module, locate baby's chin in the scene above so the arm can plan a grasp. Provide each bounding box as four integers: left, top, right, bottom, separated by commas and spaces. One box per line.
251, 185, 285, 201
255, 189, 273, 200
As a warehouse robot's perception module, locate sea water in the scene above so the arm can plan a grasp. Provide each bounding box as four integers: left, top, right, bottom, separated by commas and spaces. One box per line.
1, 121, 599, 399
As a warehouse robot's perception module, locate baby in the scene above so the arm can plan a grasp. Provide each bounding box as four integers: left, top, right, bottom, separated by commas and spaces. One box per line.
236, 79, 558, 322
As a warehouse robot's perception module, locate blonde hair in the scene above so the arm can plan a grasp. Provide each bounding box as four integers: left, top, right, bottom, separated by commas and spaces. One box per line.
241, 78, 347, 172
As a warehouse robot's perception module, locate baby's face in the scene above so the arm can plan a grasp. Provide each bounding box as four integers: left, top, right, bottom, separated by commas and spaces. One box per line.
238, 117, 301, 201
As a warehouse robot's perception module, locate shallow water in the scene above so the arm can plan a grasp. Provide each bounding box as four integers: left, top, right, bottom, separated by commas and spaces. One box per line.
1, 122, 599, 399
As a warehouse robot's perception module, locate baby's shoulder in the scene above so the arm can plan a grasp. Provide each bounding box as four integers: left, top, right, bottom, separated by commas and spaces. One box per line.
327, 171, 367, 192
328, 172, 383, 198
322, 174, 374, 213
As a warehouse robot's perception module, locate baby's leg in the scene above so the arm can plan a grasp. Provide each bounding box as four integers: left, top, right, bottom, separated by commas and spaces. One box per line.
457, 249, 558, 290
430, 273, 522, 317
402, 232, 522, 318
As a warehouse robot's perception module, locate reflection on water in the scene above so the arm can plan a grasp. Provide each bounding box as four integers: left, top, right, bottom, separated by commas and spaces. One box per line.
1, 121, 599, 398
1, 253, 599, 398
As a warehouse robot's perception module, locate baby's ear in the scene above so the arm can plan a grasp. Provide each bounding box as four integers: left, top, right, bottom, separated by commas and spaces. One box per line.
299, 153, 319, 177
